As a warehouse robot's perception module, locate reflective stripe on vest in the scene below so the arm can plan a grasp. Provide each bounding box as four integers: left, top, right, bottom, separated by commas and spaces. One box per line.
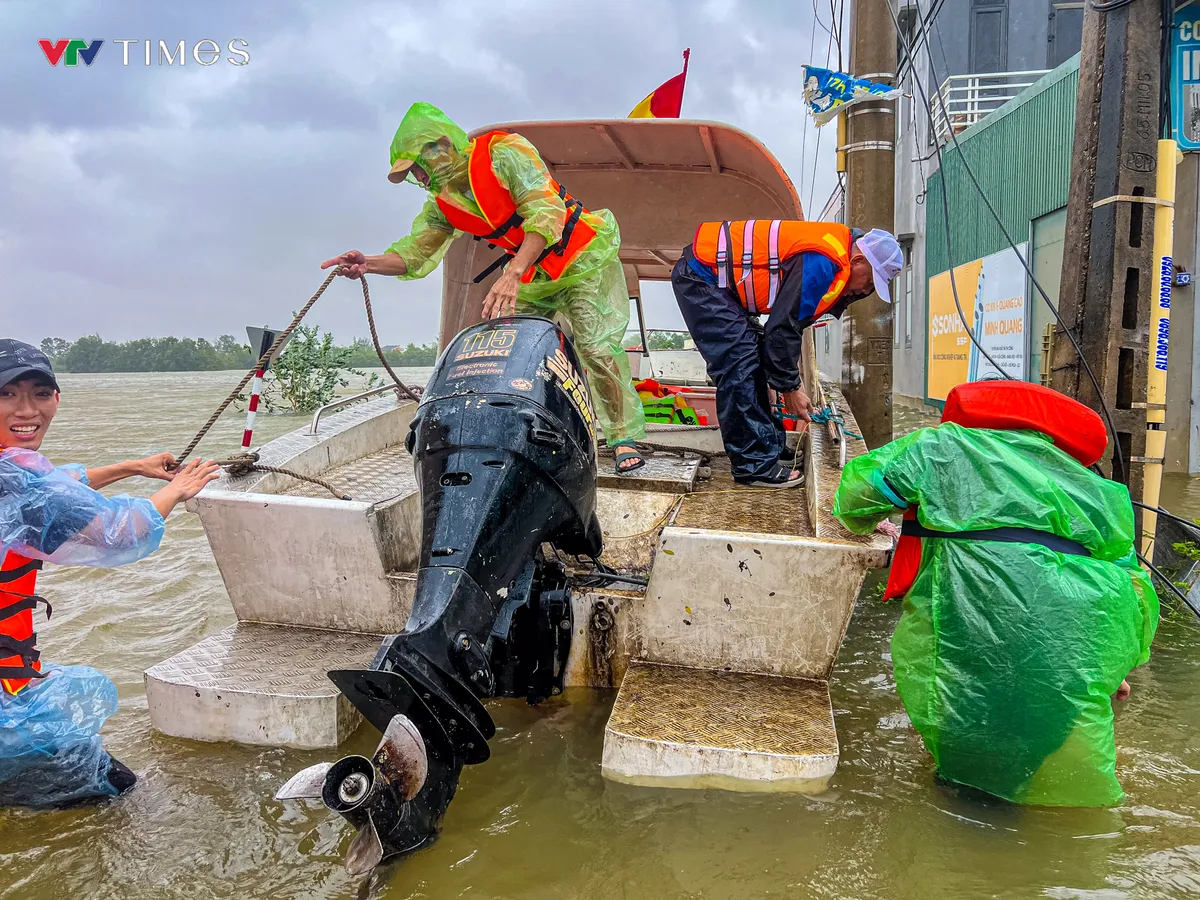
692, 220, 854, 317
716, 223, 730, 289
741, 220, 759, 312
434, 130, 598, 284
767, 219, 782, 310
0, 550, 47, 695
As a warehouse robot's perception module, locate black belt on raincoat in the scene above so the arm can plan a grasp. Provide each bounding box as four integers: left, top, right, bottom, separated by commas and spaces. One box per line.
900, 519, 1092, 558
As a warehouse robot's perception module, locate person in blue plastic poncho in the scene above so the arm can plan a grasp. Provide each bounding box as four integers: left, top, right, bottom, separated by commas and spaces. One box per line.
0, 340, 220, 808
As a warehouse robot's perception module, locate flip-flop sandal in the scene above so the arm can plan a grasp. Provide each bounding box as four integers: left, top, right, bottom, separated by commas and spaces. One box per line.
612, 443, 646, 475
737, 462, 805, 489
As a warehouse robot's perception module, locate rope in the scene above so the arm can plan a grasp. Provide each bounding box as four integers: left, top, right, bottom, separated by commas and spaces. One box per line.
597, 439, 723, 462
174, 269, 338, 465
809, 406, 862, 440
214, 452, 352, 501
170, 269, 422, 495
359, 273, 421, 406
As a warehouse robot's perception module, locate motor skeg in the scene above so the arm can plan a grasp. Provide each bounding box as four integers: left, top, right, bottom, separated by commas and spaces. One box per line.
319, 316, 602, 873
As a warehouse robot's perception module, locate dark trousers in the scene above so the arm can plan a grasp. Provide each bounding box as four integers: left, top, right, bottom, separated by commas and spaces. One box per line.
671, 257, 786, 481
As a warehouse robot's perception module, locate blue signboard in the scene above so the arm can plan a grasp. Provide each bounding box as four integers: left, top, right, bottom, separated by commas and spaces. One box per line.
1174, 7, 1200, 150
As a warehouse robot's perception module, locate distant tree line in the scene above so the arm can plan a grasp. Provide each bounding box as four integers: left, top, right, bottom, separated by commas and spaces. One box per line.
341, 339, 439, 368
39, 335, 439, 373
623, 331, 688, 351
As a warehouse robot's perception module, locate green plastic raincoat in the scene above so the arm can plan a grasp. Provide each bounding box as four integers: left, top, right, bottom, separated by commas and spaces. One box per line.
384, 103, 645, 446
832, 423, 1158, 807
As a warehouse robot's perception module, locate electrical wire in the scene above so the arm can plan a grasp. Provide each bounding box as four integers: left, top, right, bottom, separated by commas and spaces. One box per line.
578, 558, 649, 590
799, 0, 822, 214
931, 1, 952, 89
1162, 0, 1175, 138
896, 0, 949, 83
831, 0, 845, 72
897, 0, 1131, 483
883, 0, 1013, 378
1131, 499, 1200, 534
812, 0, 835, 41
1136, 548, 1200, 618
808, 11, 836, 214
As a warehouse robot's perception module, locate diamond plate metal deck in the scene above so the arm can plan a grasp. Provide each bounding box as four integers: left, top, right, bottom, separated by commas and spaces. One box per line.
213, 394, 410, 495
589, 488, 681, 578
281, 443, 418, 506
145, 623, 382, 749
602, 662, 838, 791
597, 454, 700, 494
672, 457, 815, 538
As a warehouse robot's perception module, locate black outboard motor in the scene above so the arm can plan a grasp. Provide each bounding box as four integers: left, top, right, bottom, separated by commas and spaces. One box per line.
276, 317, 602, 875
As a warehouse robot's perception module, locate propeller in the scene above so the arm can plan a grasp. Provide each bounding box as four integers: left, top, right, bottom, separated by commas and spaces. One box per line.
345, 812, 385, 876
274, 714, 430, 876
275, 762, 331, 801
373, 712, 428, 801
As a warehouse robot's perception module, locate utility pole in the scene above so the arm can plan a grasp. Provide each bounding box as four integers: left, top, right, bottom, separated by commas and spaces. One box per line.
1051, 0, 1164, 514
842, 0, 897, 449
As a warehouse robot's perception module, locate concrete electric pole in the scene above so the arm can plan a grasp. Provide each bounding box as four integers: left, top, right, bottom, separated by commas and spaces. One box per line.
841, 0, 898, 449
1051, 0, 1164, 507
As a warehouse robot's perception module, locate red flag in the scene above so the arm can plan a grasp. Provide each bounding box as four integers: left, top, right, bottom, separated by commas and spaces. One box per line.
628, 49, 690, 118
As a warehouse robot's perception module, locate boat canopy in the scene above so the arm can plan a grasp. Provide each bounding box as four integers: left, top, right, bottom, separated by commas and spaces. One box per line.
439, 119, 802, 344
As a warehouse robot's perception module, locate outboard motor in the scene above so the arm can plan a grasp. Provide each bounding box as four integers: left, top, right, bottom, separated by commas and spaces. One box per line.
276, 317, 602, 875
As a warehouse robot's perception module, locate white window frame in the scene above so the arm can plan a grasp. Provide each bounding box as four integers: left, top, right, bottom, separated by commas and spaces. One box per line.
903, 243, 914, 349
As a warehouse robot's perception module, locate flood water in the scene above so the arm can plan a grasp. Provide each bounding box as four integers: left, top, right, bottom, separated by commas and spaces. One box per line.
2, 374, 1199, 900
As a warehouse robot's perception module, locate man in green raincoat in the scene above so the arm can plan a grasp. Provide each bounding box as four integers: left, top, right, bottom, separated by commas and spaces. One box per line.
831, 381, 1158, 806
323, 102, 647, 473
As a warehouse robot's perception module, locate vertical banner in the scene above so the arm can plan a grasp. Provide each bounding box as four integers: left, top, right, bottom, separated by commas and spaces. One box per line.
926, 244, 1029, 401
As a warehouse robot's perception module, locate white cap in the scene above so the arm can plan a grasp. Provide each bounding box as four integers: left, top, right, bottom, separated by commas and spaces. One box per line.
856, 228, 903, 303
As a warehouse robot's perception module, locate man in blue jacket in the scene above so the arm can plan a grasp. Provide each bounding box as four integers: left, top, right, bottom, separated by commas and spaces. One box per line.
673, 220, 902, 486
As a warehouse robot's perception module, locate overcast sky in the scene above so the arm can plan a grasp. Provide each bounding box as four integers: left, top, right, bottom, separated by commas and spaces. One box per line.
1, 0, 845, 347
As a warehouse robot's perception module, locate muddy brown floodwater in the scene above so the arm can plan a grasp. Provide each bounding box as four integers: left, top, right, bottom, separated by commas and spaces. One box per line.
1, 376, 1198, 899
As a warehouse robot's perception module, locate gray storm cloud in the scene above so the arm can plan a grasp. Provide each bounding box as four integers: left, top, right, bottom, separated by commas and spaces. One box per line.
1, 0, 842, 346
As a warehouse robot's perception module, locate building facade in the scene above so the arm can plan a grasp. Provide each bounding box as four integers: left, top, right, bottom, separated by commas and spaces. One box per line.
818, 0, 1081, 402
814, 1, 1200, 473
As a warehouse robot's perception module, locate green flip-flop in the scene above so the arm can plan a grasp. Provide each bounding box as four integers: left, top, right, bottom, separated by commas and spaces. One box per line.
612, 442, 646, 474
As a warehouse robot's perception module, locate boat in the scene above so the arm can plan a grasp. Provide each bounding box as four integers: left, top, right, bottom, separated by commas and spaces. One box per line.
143, 118, 891, 872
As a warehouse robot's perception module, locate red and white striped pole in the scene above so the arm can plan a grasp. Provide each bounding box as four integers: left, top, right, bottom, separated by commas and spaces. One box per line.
242, 365, 265, 448
242, 326, 283, 451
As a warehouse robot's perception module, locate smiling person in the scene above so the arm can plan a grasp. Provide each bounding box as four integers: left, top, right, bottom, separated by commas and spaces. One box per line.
0, 339, 220, 808
321, 101, 648, 474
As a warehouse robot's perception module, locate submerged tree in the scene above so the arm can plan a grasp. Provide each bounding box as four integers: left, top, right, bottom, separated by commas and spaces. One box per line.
259, 323, 377, 414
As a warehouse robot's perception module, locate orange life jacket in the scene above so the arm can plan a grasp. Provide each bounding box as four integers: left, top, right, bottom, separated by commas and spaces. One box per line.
691, 220, 854, 317
435, 130, 598, 285
0, 549, 49, 695
882, 381, 1107, 601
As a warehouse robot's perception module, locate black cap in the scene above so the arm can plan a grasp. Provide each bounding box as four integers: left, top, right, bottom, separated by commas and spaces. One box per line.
0, 340, 60, 392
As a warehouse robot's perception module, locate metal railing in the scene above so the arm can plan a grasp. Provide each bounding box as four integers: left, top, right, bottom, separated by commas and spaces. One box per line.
309, 384, 411, 435
932, 70, 1050, 146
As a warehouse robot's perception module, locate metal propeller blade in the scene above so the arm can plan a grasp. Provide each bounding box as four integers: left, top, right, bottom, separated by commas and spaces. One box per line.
344, 812, 385, 877
372, 714, 428, 802
274, 762, 332, 801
